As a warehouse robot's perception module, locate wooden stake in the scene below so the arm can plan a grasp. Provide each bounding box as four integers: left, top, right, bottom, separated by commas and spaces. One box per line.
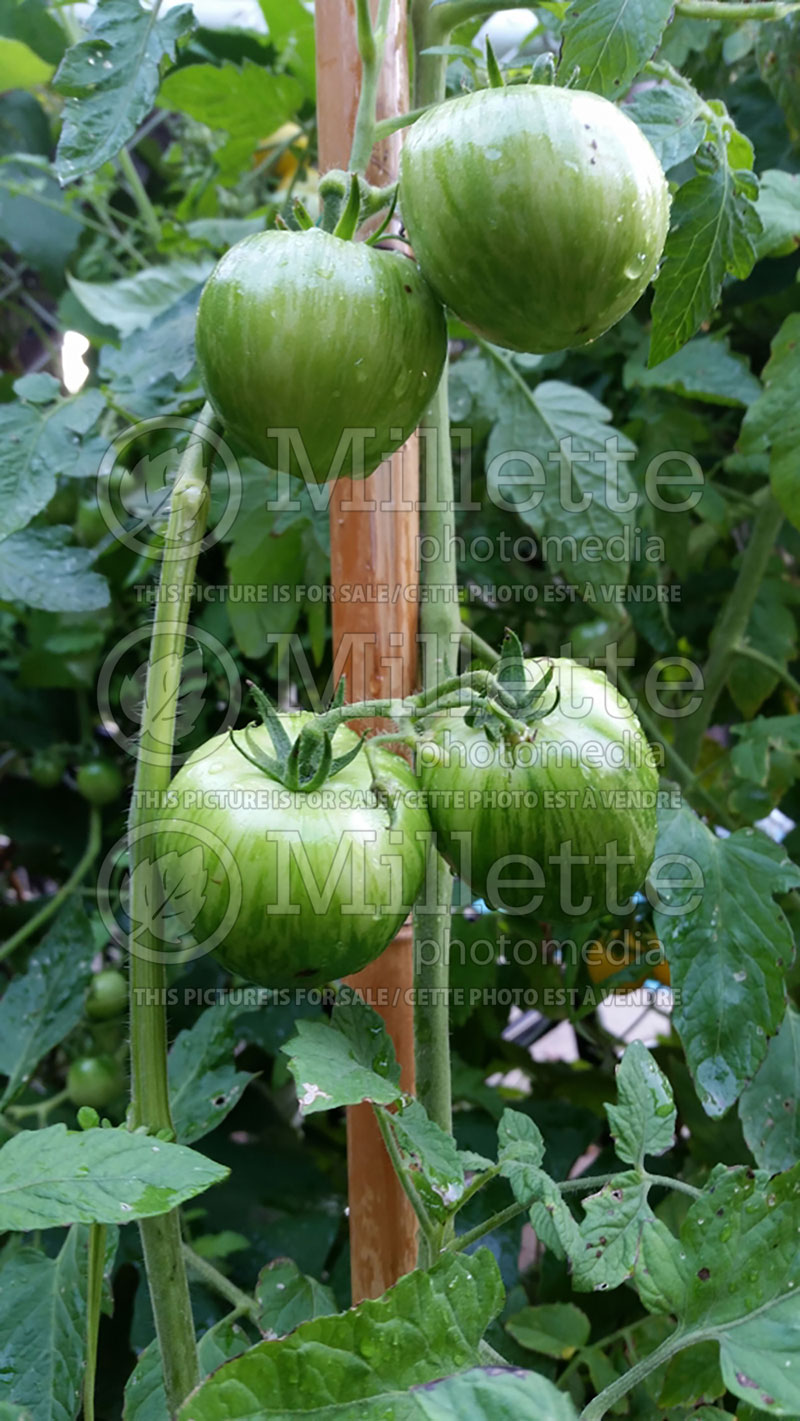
315, 0, 419, 1301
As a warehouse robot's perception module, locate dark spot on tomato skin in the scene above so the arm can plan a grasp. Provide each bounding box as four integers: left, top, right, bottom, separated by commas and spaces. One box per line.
697, 1267, 711, 1281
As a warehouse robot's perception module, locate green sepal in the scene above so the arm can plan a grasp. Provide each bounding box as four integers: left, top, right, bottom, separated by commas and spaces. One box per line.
529, 52, 556, 84
286, 721, 332, 792
249, 681, 292, 760
495, 628, 528, 701
228, 727, 284, 785
292, 198, 315, 231
365, 186, 399, 247
485, 36, 504, 89
331, 675, 347, 710
333, 173, 361, 242
329, 734, 366, 780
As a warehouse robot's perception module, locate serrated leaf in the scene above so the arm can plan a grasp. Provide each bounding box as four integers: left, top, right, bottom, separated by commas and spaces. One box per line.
649, 163, 760, 366
756, 14, 800, 145
624, 335, 761, 407
169, 1000, 257, 1145
0, 384, 106, 540
68, 259, 212, 338
99, 284, 200, 419
505, 1302, 590, 1359
728, 579, 797, 719
485, 374, 637, 597
178, 1250, 505, 1420
54, 0, 194, 182
387, 1099, 467, 1218
739, 1005, 800, 1172
653, 802, 799, 1118
731, 715, 800, 787
607, 1041, 676, 1168
157, 60, 303, 177
0, 899, 93, 1107
0, 1124, 227, 1229
0, 1227, 94, 1421
623, 74, 706, 171
124, 1316, 250, 1421
658, 1340, 725, 1409
255, 1259, 337, 1339
283, 994, 401, 1114
0, 527, 109, 612
572, 1172, 655, 1291
738, 312, 800, 530
497, 1109, 546, 1206
558, 0, 673, 97
0, 155, 82, 283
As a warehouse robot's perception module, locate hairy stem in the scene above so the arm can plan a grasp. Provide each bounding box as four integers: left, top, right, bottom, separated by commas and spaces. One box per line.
349, 0, 393, 174
0, 807, 102, 964
580, 1330, 689, 1421
373, 1106, 439, 1248
675, 494, 783, 769
675, 0, 800, 18
128, 403, 219, 1414
118, 147, 161, 245
731, 641, 800, 700
182, 1244, 261, 1322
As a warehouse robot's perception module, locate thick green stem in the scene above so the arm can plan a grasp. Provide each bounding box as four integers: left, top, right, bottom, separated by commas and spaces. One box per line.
0, 807, 102, 964
83, 1223, 106, 1421
349, 0, 393, 174
416, 0, 526, 47
128, 403, 218, 1414
118, 147, 161, 245
675, 495, 783, 769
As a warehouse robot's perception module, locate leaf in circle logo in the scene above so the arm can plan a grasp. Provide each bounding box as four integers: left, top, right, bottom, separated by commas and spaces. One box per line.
116, 447, 179, 528
118, 644, 208, 746
122, 846, 208, 947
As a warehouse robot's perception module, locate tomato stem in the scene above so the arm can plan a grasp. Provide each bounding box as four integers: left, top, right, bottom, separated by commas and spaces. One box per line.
349, 0, 394, 175
127, 402, 220, 1412
675, 0, 800, 17
373, 1105, 440, 1248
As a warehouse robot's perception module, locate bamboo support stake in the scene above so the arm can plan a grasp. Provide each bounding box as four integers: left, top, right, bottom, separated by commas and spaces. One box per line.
315, 0, 419, 1301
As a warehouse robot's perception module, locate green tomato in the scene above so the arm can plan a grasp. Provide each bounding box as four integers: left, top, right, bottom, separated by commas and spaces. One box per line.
418, 659, 658, 920
155, 716, 431, 988
67, 1055, 125, 1109
195, 228, 447, 482
86, 968, 128, 1021
399, 86, 670, 354
30, 749, 65, 789
76, 760, 124, 806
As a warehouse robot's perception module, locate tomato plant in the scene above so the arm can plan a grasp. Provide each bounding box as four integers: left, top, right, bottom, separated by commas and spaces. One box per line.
195, 228, 447, 481
1, 2, 799, 1420
399, 85, 670, 352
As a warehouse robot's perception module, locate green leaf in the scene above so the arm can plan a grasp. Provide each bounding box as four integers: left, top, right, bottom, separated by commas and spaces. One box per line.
0, 382, 106, 539
572, 1171, 655, 1290
754, 169, 800, 259
157, 60, 302, 177
178, 1250, 505, 1420
728, 579, 797, 719
0, 1227, 96, 1421
54, 0, 194, 182
485, 373, 638, 598
0, 35, 52, 88
607, 1041, 676, 1168
124, 1317, 250, 1421
99, 285, 199, 419
387, 1099, 469, 1219
623, 74, 706, 171
255, 1259, 337, 1338
624, 335, 761, 407
649, 162, 760, 367
283, 994, 402, 1115
497, 1109, 546, 1205
0, 1123, 228, 1230
658, 1340, 725, 1409
756, 14, 800, 146
558, 0, 673, 97
68, 259, 212, 338
258, 0, 316, 97
653, 802, 798, 1118
378, 1367, 579, 1420
0, 527, 109, 612
0, 0, 65, 65
739, 312, 800, 530
168, 1000, 257, 1145
739, 1005, 800, 1172
635, 1164, 800, 1413
731, 714, 800, 787
505, 1303, 590, 1359
0, 900, 93, 1107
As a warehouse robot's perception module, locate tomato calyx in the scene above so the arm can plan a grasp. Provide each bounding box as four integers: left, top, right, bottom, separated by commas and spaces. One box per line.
230, 682, 365, 794
465, 629, 560, 744
318, 167, 399, 240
